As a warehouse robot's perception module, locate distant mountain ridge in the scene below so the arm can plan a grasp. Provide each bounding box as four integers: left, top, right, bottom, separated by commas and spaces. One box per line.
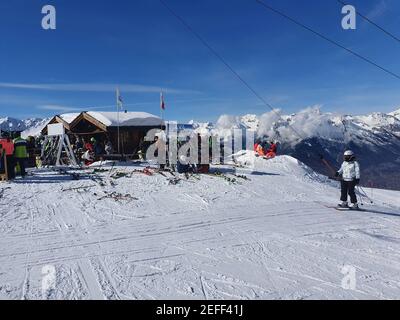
0, 117, 50, 137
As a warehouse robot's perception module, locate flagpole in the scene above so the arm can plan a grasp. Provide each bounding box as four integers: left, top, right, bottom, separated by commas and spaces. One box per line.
160, 91, 164, 131
116, 88, 120, 155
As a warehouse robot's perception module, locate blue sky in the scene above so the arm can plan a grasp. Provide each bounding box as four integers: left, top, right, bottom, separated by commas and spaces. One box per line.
0, 0, 400, 122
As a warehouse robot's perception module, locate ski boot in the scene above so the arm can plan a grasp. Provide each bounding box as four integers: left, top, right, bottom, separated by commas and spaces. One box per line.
349, 203, 359, 210
338, 201, 349, 208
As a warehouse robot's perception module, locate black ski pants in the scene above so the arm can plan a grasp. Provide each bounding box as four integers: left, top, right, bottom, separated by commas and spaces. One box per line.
6, 155, 15, 179
341, 180, 357, 204
15, 158, 27, 177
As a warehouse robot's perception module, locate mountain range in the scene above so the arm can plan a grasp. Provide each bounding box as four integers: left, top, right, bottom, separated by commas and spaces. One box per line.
0, 117, 50, 136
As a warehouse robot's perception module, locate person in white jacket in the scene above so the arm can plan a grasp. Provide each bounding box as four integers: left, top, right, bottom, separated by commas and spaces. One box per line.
335, 150, 361, 209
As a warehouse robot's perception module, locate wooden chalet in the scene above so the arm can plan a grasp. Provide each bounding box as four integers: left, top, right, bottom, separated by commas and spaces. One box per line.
68, 111, 164, 154
41, 113, 80, 136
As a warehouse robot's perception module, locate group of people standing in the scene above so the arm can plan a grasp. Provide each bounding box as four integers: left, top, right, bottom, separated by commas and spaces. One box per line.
0, 134, 31, 180
77, 137, 114, 165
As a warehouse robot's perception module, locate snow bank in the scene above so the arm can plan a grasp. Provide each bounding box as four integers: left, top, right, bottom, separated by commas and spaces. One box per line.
234, 150, 329, 183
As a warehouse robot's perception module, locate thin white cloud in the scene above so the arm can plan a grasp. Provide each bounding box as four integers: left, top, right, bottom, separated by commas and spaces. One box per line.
366, 0, 389, 20
0, 82, 200, 95
37, 104, 115, 112
37, 105, 82, 112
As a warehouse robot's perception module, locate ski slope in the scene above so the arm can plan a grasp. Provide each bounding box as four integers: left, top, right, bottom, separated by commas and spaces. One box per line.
0, 152, 399, 300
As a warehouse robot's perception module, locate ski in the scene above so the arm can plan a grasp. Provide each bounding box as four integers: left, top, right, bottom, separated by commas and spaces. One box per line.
321, 204, 366, 212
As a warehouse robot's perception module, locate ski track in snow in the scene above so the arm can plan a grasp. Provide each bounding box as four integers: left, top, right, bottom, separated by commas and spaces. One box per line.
0, 153, 399, 300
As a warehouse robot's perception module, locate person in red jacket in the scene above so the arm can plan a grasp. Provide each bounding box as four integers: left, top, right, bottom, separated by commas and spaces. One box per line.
254, 140, 260, 152
265, 141, 277, 159
0, 138, 15, 179
84, 139, 94, 153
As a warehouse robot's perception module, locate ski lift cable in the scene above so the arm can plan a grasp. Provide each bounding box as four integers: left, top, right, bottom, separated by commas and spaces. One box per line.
256, 0, 400, 81
158, 0, 307, 143
336, 0, 400, 44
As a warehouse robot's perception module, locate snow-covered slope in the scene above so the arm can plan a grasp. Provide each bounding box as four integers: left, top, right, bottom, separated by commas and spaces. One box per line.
1, 153, 399, 299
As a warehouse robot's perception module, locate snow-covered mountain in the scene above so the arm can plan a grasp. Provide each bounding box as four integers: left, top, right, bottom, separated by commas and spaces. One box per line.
389, 108, 400, 119
0, 117, 27, 132
0, 117, 50, 137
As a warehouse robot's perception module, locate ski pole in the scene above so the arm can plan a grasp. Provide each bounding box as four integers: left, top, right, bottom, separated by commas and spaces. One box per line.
358, 186, 374, 204
356, 186, 364, 206
368, 181, 374, 203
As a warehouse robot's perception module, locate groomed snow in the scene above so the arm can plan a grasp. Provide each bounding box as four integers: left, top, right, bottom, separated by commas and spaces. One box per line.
0, 152, 399, 300
87, 111, 163, 127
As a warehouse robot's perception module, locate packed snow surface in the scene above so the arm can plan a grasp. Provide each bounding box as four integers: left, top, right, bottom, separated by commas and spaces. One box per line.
0, 152, 399, 299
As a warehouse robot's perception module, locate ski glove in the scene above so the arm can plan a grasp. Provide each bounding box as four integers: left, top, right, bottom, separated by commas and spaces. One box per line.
335, 172, 339, 177
354, 178, 360, 185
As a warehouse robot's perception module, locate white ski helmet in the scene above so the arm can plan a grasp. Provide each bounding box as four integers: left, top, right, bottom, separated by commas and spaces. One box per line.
344, 150, 354, 156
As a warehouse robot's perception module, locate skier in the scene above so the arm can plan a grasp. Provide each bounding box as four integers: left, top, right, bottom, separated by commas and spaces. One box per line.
335, 150, 360, 209
13, 134, 28, 178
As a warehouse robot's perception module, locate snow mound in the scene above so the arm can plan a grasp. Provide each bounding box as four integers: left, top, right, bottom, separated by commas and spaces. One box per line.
233, 150, 329, 184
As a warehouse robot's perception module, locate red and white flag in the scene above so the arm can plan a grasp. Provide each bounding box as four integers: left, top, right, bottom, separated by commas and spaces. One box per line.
160, 92, 165, 111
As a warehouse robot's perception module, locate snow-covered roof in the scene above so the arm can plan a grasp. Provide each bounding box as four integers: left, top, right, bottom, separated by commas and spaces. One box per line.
59, 113, 80, 124
86, 111, 163, 127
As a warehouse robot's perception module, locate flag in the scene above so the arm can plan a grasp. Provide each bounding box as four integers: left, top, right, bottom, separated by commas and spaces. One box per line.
116, 88, 123, 109
160, 92, 165, 111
